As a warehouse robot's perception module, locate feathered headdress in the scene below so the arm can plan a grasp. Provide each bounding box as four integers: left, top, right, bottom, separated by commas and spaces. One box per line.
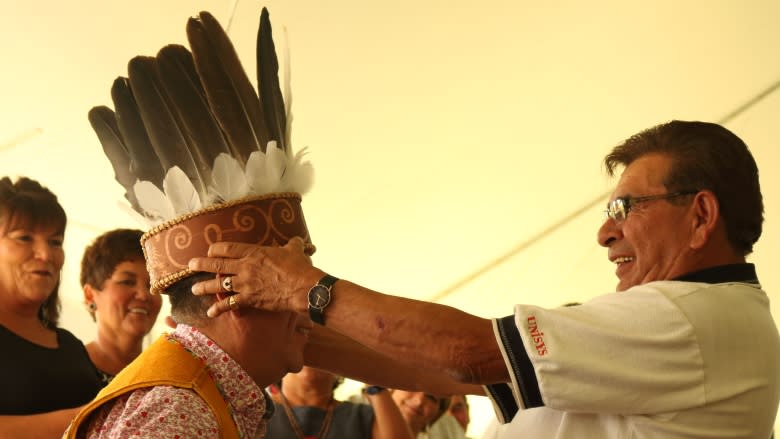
90, 8, 315, 294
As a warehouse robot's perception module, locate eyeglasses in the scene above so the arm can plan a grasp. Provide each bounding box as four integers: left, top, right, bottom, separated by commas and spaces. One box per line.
604, 190, 698, 223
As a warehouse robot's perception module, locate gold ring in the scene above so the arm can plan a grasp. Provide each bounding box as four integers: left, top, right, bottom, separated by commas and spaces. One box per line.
228, 295, 239, 311
222, 275, 234, 292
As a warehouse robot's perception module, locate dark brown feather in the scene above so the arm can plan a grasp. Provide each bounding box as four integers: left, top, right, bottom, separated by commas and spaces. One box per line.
257, 7, 287, 151
156, 44, 231, 182
87, 106, 140, 210
127, 56, 207, 194
110, 77, 165, 188
186, 11, 270, 161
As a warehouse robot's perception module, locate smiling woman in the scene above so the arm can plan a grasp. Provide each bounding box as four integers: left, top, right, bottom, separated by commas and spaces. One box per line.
80, 228, 162, 384
0, 176, 104, 438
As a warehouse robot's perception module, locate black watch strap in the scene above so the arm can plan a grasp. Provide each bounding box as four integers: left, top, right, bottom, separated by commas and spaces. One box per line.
307, 274, 338, 325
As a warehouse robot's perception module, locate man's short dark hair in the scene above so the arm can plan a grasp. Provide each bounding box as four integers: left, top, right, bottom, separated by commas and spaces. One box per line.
166, 273, 215, 326
604, 120, 763, 255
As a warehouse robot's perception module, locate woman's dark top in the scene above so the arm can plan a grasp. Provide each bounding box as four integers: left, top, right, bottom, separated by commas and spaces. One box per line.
0, 324, 103, 414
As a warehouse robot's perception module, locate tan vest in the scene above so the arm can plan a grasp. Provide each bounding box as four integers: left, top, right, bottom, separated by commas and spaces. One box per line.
64, 335, 240, 438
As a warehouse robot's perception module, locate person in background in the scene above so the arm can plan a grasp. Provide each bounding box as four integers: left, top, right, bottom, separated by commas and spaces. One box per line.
446, 395, 470, 434
391, 390, 452, 438
190, 120, 780, 438
0, 176, 103, 438
267, 366, 413, 439
80, 228, 162, 384
424, 398, 467, 439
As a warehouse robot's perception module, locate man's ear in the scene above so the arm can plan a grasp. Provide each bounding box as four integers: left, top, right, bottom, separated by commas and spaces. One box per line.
690, 190, 720, 250
164, 316, 178, 329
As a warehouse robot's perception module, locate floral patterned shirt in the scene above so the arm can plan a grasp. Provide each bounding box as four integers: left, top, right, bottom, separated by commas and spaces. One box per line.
82, 324, 270, 438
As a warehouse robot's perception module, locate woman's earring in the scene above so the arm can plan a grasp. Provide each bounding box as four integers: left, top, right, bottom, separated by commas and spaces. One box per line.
86, 302, 97, 322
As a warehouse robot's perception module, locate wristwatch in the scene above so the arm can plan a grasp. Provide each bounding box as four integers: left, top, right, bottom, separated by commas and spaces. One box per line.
307, 274, 338, 325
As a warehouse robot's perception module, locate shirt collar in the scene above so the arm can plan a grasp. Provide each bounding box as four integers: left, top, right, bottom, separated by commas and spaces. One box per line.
672, 263, 759, 285
170, 324, 269, 438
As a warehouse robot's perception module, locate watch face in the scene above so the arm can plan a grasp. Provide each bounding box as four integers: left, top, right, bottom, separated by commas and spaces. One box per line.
308, 285, 331, 310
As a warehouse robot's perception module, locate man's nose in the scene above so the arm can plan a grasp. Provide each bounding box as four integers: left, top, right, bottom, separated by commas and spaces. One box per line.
597, 217, 621, 248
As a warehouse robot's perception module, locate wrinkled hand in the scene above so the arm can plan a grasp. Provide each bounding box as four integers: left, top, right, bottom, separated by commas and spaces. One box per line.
188, 237, 321, 317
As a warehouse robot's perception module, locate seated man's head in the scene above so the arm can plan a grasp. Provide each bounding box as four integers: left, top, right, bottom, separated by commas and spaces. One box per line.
167, 272, 312, 381
87, 4, 317, 392
598, 120, 762, 291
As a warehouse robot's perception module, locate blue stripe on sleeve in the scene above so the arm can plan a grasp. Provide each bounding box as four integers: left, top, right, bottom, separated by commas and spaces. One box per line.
496, 314, 544, 409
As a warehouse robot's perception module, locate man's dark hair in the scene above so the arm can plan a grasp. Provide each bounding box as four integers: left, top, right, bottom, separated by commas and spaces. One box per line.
604, 120, 763, 255
166, 273, 215, 326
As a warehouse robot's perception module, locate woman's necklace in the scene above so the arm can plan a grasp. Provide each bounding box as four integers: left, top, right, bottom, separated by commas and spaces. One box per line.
278, 391, 336, 439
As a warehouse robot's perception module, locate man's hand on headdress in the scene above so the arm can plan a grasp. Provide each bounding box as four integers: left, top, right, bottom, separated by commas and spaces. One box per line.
189, 237, 321, 318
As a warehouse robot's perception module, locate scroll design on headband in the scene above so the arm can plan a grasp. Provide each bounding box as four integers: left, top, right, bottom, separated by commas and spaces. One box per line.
159, 197, 310, 269
166, 198, 303, 268
141, 193, 315, 294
